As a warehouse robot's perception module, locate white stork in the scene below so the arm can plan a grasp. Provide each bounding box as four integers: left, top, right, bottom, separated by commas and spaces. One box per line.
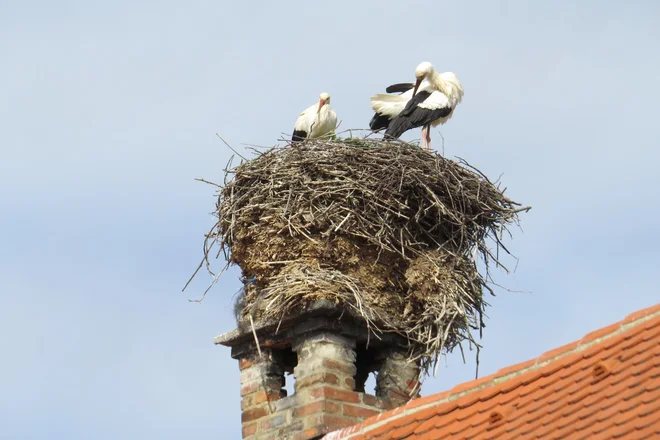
369, 62, 464, 150
292, 92, 337, 143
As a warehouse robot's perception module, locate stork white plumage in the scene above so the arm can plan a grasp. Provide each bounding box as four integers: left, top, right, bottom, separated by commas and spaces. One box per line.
369, 62, 464, 150
292, 92, 337, 143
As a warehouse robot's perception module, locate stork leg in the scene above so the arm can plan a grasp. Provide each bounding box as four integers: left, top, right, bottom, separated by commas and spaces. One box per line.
424, 124, 432, 150
421, 126, 427, 149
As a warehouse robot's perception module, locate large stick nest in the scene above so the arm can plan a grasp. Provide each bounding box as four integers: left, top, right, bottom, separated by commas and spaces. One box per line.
196, 137, 529, 373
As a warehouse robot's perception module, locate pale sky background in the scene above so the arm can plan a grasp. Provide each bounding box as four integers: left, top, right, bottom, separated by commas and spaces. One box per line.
1, 1, 659, 439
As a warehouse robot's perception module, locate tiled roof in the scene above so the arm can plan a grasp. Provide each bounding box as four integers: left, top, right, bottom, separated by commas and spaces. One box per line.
324, 304, 660, 439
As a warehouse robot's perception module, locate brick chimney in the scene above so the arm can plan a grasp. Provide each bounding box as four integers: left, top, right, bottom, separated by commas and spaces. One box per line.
215, 301, 421, 439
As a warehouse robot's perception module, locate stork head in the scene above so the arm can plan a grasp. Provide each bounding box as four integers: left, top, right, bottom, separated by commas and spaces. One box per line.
318, 92, 331, 113
413, 62, 434, 97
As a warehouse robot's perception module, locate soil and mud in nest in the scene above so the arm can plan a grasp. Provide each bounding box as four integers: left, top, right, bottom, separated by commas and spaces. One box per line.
190, 136, 530, 374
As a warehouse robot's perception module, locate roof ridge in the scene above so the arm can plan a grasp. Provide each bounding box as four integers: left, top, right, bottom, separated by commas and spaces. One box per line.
325, 302, 660, 439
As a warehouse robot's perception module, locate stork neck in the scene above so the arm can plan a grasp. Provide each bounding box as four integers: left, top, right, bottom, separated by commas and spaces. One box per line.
428, 70, 448, 95
317, 104, 329, 116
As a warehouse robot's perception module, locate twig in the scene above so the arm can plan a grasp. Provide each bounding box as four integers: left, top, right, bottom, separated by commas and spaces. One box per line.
436, 129, 445, 156
334, 212, 352, 232
249, 315, 263, 358
216, 133, 247, 161
195, 177, 222, 187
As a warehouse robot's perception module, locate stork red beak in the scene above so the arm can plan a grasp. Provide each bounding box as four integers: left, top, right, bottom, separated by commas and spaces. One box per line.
412, 78, 423, 97
318, 99, 326, 113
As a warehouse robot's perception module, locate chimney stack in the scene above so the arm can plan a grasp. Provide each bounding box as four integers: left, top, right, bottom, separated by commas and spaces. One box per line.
216, 302, 420, 439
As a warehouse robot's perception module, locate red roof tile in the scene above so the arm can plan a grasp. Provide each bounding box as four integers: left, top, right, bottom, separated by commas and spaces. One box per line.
323, 303, 660, 439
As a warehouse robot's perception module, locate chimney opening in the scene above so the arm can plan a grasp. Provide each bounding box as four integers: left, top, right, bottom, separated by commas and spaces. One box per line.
279, 346, 298, 396
354, 344, 382, 393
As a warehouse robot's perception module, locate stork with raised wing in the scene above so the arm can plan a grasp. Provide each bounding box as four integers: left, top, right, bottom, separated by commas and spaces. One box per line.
369, 62, 464, 150
292, 92, 337, 143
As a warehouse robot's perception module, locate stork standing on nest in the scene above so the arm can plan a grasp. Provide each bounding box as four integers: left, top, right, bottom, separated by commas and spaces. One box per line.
369, 62, 464, 150
291, 92, 337, 143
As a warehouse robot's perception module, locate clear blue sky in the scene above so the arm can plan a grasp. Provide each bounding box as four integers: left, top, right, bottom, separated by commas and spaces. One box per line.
1, 1, 659, 439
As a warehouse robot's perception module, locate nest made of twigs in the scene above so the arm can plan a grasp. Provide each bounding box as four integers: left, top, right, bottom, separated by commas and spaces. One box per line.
193, 136, 529, 374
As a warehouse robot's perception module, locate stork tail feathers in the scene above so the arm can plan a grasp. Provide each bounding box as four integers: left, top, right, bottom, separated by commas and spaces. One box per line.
371, 93, 407, 103
292, 130, 307, 143
369, 113, 391, 131
384, 119, 409, 139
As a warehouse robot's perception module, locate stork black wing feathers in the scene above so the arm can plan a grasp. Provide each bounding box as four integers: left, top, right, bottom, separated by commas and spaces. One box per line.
385, 83, 415, 94
385, 91, 453, 139
399, 91, 431, 116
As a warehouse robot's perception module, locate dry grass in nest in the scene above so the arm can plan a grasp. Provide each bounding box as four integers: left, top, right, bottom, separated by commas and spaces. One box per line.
188, 135, 530, 374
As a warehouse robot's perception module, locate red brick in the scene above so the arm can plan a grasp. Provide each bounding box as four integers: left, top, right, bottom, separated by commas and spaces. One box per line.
309, 386, 360, 403
261, 339, 289, 349
406, 379, 420, 390
240, 381, 261, 396
343, 403, 381, 418
243, 390, 281, 410
322, 359, 356, 375
277, 421, 304, 438
362, 393, 377, 406
241, 379, 281, 396
296, 372, 339, 389
307, 414, 357, 430
241, 394, 254, 411
345, 376, 356, 389
293, 428, 322, 440
293, 401, 340, 417
239, 357, 258, 370
294, 402, 321, 418
242, 422, 257, 437
241, 406, 269, 423
259, 413, 287, 430
254, 390, 282, 405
